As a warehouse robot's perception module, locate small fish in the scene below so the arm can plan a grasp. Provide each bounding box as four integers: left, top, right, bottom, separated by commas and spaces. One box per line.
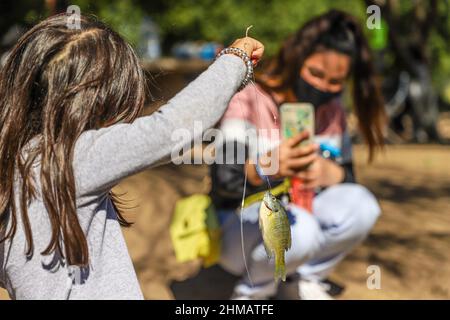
259, 192, 291, 282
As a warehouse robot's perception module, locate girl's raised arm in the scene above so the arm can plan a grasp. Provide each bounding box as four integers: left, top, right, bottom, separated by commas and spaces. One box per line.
73, 54, 246, 199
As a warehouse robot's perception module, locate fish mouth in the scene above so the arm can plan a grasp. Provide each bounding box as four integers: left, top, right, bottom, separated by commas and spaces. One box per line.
263, 200, 273, 211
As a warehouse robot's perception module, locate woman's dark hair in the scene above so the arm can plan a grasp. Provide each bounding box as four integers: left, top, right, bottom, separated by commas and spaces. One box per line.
258, 9, 386, 160
0, 14, 146, 266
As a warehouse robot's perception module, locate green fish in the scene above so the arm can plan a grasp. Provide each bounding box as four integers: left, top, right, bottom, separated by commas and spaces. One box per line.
259, 192, 292, 282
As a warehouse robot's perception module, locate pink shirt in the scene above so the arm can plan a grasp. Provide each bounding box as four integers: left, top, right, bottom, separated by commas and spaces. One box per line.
219, 83, 349, 161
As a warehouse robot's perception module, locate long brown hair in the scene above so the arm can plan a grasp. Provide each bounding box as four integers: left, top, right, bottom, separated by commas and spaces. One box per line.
258, 10, 386, 160
0, 14, 146, 266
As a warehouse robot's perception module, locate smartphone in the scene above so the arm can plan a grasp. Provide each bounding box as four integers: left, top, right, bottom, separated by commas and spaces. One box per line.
280, 103, 315, 213
280, 103, 315, 144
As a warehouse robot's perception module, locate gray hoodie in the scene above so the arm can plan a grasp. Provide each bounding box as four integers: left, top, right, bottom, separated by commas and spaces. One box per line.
0, 54, 245, 299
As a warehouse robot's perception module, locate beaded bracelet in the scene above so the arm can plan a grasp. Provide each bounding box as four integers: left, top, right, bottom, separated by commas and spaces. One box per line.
216, 47, 254, 91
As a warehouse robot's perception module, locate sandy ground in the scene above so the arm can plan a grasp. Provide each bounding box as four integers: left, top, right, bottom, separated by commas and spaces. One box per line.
333, 144, 450, 299
1, 144, 449, 300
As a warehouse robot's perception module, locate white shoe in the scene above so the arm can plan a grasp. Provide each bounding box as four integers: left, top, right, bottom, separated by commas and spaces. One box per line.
231, 281, 277, 300
298, 279, 334, 300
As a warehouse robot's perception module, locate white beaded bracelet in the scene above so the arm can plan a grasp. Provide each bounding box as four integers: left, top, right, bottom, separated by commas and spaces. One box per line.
216, 47, 254, 91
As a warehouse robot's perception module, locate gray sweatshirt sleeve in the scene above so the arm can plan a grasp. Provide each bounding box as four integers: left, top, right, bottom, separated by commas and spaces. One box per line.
73, 54, 246, 199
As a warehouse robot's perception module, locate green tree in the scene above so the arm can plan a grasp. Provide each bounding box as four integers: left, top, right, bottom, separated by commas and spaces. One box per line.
139, 0, 367, 55
1, 0, 448, 103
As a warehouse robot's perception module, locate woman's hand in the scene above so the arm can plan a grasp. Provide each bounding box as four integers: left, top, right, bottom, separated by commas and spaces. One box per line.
230, 37, 264, 65
296, 156, 345, 189
257, 131, 319, 181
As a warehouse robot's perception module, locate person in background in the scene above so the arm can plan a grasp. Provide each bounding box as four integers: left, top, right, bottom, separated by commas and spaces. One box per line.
211, 10, 386, 300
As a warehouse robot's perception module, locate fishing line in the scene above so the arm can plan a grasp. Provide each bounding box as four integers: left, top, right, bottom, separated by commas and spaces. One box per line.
245, 25, 253, 39
236, 91, 254, 288
235, 25, 278, 289
250, 77, 274, 190
234, 24, 257, 288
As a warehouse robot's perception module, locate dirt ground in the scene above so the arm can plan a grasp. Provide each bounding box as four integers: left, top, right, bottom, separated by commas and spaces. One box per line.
1, 144, 449, 300
333, 144, 450, 299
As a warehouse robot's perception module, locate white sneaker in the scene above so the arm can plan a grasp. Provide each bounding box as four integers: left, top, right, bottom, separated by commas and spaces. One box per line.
231, 281, 278, 300
298, 279, 334, 300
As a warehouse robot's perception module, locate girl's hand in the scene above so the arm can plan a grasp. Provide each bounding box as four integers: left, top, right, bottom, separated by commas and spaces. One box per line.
259, 131, 319, 180
230, 37, 264, 65
296, 156, 345, 189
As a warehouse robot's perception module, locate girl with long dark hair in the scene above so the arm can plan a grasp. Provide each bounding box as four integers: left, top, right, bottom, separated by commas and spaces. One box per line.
211, 10, 386, 299
0, 14, 263, 299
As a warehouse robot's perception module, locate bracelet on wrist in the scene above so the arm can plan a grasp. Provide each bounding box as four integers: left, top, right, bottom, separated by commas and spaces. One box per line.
216, 47, 254, 91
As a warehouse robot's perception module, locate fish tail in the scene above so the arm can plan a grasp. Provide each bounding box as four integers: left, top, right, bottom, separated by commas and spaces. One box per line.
274, 252, 286, 283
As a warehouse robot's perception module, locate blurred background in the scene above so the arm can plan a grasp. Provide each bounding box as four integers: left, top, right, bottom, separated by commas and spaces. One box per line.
0, 0, 449, 300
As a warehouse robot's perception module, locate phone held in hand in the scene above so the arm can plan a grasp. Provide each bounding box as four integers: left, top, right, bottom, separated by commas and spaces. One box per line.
280, 103, 315, 213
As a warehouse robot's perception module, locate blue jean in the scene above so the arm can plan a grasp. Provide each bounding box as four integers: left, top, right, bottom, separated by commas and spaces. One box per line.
217, 183, 381, 290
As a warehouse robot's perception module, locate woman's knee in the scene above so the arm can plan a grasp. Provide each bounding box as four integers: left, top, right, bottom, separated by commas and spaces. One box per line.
339, 184, 381, 239
218, 206, 261, 275
284, 207, 323, 265
349, 184, 380, 232
316, 183, 381, 240
219, 227, 248, 275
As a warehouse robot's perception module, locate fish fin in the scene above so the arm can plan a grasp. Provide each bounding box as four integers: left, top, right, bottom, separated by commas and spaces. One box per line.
258, 212, 270, 258
264, 243, 272, 260
283, 210, 292, 250
258, 210, 263, 232
259, 211, 273, 259
286, 224, 292, 250
274, 252, 286, 283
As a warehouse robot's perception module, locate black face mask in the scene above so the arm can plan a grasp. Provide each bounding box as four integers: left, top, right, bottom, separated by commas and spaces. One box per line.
293, 76, 342, 108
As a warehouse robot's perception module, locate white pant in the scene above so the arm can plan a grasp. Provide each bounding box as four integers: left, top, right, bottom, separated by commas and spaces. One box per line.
217, 183, 381, 291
